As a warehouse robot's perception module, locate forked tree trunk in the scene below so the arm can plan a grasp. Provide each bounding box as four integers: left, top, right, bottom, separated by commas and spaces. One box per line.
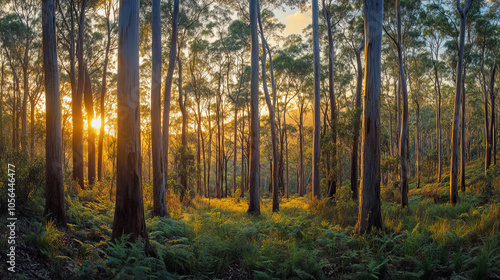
355, 0, 383, 234
257, 5, 279, 211
395, 0, 409, 208
312, 0, 321, 199
111, 0, 149, 243
247, 0, 260, 216
162, 0, 179, 187
152, 0, 166, 217
450, 0, 473, 204
43, 0, 67, 226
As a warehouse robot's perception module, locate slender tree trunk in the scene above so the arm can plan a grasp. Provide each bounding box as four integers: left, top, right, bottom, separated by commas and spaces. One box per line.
395, 0, 409, 208
43, 0, 67, 226
208, 98, 212, 197
241, 108, 245, 197
355, 0, 383, 234
30, 101, 35, 158
98, 9, 111, 182
247, 0, 260, 215
460, 66, 466, 192
152, 0, 166, 216
433, 58, 442, 182
351, 42, 363, 200
83, 64, 95, 185
178, 58, 188, 200
111, 0, 148, 243
257, 6, 279, 211
299, 105, 304, 197
415, 103, 420, 189
21, 66, 28, 153
322, 0, 337, 198
486, 61, 496, 172
489, 64, 496, 167
450, 0, 473, 204
162, 0, 179, 188
312, 0, 321, 199
73, 0, 86, 189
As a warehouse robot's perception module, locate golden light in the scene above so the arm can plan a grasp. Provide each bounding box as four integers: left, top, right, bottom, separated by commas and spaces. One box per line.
92, 117, 101, 130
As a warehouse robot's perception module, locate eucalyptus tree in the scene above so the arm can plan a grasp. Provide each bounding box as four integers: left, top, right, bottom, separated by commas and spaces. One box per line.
355, 0, 383, 234
111, 0, 148, 242
450, 0, 474, 205
312, 0, 321, 199
151, 0, 166, 216
43, 0, 67, 226
247, 0, 260, 216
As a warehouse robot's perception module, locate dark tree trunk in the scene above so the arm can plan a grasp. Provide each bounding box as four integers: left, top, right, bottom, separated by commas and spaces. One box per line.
83, 64, 95, 185
43, 0, 67, 226
433, 57, 442, 182
489, 64, 496, 167
73, 0, 86, 189
152, 0, 166, 217
450, 0, 473, 204
312, 0, 321, 199
351, 41, 363, 200
355, 0, 383, 234
162, 0, 179, 187
111, 0, 148, 243
98, 6, 111, 182
247, 0, 260, 216
460, 66, 466, 192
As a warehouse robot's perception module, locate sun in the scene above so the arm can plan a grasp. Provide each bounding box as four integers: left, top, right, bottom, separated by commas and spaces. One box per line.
92, 117, 101, 130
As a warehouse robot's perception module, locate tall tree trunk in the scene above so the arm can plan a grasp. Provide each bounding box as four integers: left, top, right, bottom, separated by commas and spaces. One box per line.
450, 0, 473, 204
83, 64, 95, 185
247, 0, 260, 216
208, 98, 212, 197
30, 101, 35, 158
98, 7, 111, 182
257, 5, 279, 211
355, 0, 383, 234
433, 57, 442, 182
73, 0, 86, 189
299, 105, 304, 197
162, 0, 179, 187
395, 0, 409, 208
178, 58, 188, 200
21, 66, 28, 153
312, 0, 321, 199
460, 66, 466, 192
485, 60, 496, 172
111, 0, 148, 243
152, 0, 166, 217
43, 0, 67, 226
351, 41, 363, 200
241, 108, 245, 197
0, 61, 3, 154
489, 63, 496, 167
415, 103, 420, 189
322, 0, 337, 198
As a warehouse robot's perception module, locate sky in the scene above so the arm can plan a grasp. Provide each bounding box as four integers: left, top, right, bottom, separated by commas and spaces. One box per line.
275, 6, 312, 37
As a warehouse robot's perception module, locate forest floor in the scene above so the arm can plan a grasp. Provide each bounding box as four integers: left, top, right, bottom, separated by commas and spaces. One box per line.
1, 158, 500, 280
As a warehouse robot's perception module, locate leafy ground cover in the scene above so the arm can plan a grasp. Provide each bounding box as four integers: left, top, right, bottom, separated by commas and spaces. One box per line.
0, 157, 499, 279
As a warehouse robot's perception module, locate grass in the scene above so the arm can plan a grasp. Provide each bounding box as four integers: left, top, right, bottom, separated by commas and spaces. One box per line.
1, 158, 500, 279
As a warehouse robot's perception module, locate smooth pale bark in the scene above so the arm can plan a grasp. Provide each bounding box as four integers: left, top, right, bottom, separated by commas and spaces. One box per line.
351, 41, 363, 200
73, 0, 86, 189
247, 0, 260, 216
312, 0, 321, 199
111, 0, 148, 242
299, 101, 305, 197
178, 58, 188, 200
485, 59, 496, 172
43, 0, 67, 226
98, 5, 112, 182
450, 0, 473, 204
415, 101, 420, 189
162, 0, 179, 186
83, 64, 95, 185
433, 56, 442, 182
257, 5, 279, 211
322, 0, 337, 197
395, 0, 409, 208
152, 0, 166, 217
355, 0, 383, 234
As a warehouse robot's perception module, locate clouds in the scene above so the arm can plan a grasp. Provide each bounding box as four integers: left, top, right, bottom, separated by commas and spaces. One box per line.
282, 9, 311, 36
